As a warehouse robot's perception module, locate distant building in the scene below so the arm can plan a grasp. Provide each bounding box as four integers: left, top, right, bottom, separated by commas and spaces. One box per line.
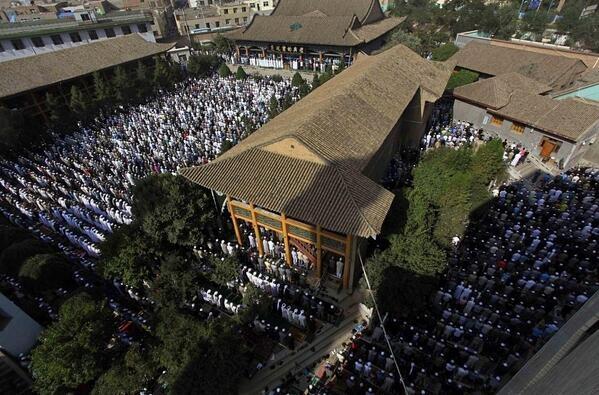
452, 72, 599, 169
0, 34, 173, 122
122, 0, 176, 39
0, 292, 42, 357
188, 0, 277, 14
174, 1, 261, 37
227, 0, 404, 71
0, 9, 155, 62
0, 1, 68, 23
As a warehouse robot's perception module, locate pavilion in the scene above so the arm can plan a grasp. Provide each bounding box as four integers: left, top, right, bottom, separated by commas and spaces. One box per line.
180, 44, 452, 289
226, 0, 404, 71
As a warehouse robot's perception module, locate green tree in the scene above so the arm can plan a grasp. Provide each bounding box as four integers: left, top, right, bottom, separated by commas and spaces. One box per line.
387, 29, 423, 54
431, 42, 459, 61
69, 85, 91, 122
281, 92, 293, 111
30, 293, 114, 394
93, 71, 112, 108
98, 224, 157, 288
45, 92, 71, 132
112, 66, 134, 105
0, 238, 52, 276
92, 345, 157, 395
271, 74, 283, 83
153, 56, 172, 88
319, 72, 333, 85
213, 33, 233, 54
311, 73, 321, 89
291, 72, 305, 87
235, 65, 248, 79
0, 106, 26, 153
187, 54, 221, 77
218, 63, 232, 78
210, 255, 239, 287
220, 139, 234, 154
0, 224, 30, 252
521, 12, 548, 39
298, 82, 311, 97
152, 253, 200, 307
445, 69, 479, 90
18, 253, 73, 292
131, 174, 216, 248
135, 61, 151, 101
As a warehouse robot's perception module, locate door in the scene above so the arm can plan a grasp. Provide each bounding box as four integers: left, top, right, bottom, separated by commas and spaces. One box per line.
540, 140, 556, 158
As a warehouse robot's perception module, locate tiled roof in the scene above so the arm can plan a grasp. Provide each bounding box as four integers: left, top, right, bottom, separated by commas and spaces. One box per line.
180, 45, 452, 237
0, 34, 173, 99
271, 0, 380, 22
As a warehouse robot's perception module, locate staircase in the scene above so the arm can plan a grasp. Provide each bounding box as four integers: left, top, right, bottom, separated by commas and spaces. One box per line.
289, 238, 316, 266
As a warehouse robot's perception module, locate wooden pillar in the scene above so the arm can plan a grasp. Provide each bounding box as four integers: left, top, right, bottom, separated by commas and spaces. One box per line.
235, 45, 240, 60
281, 212, 292, 266
30, 92, 49, 124
245, 46, 249, 56
262, 48, 266, 58
316, 225, 322, 277
319, 51, 323, 63
249, 203, 264, 256
227, 196, 243, 246
343, 234, 353, 289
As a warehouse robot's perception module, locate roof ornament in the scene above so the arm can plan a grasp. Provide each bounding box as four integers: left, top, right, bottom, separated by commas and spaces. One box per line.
289, 22, 302, 31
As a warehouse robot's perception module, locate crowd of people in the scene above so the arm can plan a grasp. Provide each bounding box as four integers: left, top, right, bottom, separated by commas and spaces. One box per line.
0, 75, 295, 270
336, 167, 597, 394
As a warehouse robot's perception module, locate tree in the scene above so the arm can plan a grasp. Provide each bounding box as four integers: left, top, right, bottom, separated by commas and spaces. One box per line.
210, 255, 239, 287
445, 69, 479, 90
521, 12, 548, 39
152, 253, 200, 307
187, 54, 220, 77
92, 345, 157, 395
18, 253, 73, 292
281, 92, 293, 111
291, 72, 305, 87
298, 82, 311, 98
113, 66, 134, 105
318, 72, 332, 85
235, 65, 248, 80
153, 56, 172, 88
213, 33, 233, 54
45, 92, 71, 132
311, 73, 321, 89
93, 71, 112, 109
431, 43, 459, 61
30, 293, 114, 394
218, 63, 232, 78
69, 85, 91, 122
0, 224, 30, 252
0, 106, 26, 153
135, 61, 151, 101
0, 238, 52, 276
220, 139, 234, 154
271, 74, 283, 83
387, 29, 423, 54
98, 224, 157, 288
131, 174, 217, 248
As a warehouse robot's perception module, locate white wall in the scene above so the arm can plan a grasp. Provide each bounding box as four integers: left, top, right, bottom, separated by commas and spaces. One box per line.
0, 293, 42, 356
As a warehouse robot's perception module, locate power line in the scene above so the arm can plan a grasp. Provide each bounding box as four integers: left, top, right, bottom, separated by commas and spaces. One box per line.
357, 246, 409, 395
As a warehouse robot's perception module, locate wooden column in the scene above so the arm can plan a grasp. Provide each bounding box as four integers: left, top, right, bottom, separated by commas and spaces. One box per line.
316, 225, 322, 277
235, 45, 240, 60
343, 234, 353, 289
249, 203, 264, 256
319, 51, 323, 63
261, 48, 266, 57
281, 212, 292, 266
227, 196, 243, 246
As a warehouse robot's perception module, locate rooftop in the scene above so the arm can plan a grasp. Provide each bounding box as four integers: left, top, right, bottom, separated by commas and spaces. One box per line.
0, 10, 152, 40
180, 44, 452, 238
453, 41, 588, 90
0, 34, 173, 99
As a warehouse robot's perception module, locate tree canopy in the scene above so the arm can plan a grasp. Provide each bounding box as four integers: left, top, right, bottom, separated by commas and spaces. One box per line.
30, 293, 115, 395
218, 63, 232, 78
235, 65, 248, 80
18, 253, 73, 292
92, 345, 157, 395
446, 70, 479, 91
187, 54, 221, 77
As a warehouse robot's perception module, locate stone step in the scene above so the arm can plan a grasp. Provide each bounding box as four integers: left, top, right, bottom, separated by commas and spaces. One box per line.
239, 306, 362, 395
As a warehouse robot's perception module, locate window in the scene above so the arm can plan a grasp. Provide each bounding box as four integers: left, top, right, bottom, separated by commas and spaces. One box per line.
215, 21, 220, 27
263, 1, 268, 6
490, 115, 503, 126
31, 36, 45, 47
70, 32, 82, 43
242, 6, 246, 11
234, 17, 239, 23
199, 0, 205, 4
233, 7, 237, 12
243, 16, 247, 22
105, 28, 116, 37
195, 23, 200, 29
137, 23, 148, 33
250, 3, 255, 7
0, 42, 4, 52
88, 30, 99, 40
511, 123, 525, 134
11, 38, 25, 50
121, 25, 132, 35
50, 34, 63, 45
225, 18, 231, 24
224, 8, 229, 14
206, 22, 210, 28
80, 13, 90, 21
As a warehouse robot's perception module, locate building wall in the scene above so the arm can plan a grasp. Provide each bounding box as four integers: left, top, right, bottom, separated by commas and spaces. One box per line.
0, 24, 154, 63
454, 99, 583, 168
175, 4, 251, 35
0, 293, 42, 356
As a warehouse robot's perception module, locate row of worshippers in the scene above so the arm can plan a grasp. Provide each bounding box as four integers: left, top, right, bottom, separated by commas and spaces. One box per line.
344, 167, 597, 394
0, 75, 297, 276
200, 288, 243, 315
